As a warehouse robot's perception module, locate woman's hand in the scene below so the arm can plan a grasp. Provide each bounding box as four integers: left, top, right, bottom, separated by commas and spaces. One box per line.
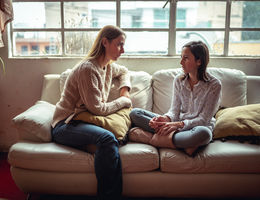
120, 87, 130, 98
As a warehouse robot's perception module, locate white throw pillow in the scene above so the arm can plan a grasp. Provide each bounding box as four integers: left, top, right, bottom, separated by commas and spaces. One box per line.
12, 101, 55, 142
152, 67, 247, 114
208, 67, 247, 108
152, 68, 182, 114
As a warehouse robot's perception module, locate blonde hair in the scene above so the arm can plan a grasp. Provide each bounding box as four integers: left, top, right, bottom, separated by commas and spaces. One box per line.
86, 25, 126, 61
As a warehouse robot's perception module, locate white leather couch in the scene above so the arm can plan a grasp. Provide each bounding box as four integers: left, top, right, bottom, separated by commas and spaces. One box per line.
8, 67, 260, 198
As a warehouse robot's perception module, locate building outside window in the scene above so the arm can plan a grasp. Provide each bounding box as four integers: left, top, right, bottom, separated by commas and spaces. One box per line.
21, 45, 28, 55
10, 0, 260, 57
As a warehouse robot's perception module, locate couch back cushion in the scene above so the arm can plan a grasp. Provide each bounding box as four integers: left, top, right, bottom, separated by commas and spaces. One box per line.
40, 74, 61, 105
152, 67, 247, 114
41, 69, 153, 111
108, 70, 153, 111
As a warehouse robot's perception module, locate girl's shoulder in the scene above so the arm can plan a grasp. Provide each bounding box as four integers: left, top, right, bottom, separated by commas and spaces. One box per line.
174, 72, 186, 80
175, 73, 187, 83
206, 72, 222, 87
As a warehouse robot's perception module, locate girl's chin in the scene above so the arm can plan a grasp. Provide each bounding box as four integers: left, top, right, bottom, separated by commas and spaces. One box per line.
112, 56, 120, 61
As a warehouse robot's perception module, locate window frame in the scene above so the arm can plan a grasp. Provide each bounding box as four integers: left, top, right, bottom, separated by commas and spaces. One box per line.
10, 0, 260, 57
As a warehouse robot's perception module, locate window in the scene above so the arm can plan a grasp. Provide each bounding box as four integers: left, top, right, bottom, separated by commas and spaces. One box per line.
10, 0, 260, 57
31, 45, 39, 54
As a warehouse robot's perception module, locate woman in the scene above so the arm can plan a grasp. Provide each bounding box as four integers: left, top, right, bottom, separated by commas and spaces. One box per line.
51, 25, 131, 200
130, 41, 222, 156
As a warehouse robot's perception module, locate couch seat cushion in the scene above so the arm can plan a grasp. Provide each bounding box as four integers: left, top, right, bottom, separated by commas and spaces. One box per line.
8, 142, 159, 173
160, 140, 260, 173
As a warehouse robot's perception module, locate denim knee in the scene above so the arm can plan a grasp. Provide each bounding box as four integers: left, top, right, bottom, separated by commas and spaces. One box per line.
197, 126, 212, 145
96, 130, 119, 148
95, 130, 121, 173
129, 108, 140, 121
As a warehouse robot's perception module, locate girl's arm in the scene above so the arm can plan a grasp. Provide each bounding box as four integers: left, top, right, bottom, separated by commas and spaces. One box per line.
164, 76, 182, 122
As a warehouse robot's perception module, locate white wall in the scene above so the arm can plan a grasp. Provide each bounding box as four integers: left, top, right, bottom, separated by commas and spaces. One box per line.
0, 31, 260, 151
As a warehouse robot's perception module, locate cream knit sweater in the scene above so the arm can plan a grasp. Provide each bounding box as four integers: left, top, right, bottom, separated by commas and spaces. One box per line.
52, 59, 132, 128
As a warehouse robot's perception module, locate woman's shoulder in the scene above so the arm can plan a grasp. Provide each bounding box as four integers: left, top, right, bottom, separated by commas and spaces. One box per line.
73, 59, 99, 74
110, 62, 128, 71
77, 59, 95, 69
109, 62, 129, 77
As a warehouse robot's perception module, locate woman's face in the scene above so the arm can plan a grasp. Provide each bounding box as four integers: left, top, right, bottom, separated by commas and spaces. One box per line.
180, 47, 201, 74
104, 34, 125, 61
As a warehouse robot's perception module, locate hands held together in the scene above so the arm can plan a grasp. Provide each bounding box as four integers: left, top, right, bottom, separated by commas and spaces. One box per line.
149, 116, 184, 136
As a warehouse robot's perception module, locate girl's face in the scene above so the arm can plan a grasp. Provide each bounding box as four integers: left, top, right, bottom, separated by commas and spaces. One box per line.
104, 34, 125, 61
180, 47, 201, 75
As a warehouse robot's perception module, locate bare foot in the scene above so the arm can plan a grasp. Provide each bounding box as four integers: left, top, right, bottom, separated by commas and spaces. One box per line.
128, 127, 153, 144
185, 147, 197, 156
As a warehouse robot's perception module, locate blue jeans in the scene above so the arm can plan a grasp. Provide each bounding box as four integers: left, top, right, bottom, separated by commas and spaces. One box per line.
51, 120, 122, 200
130, 108, 212, 149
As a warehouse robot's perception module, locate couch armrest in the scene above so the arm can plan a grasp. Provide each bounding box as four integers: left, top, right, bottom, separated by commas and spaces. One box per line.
41, 74, 61, 105
12, 101, 55, 142
247, 76, 260, 104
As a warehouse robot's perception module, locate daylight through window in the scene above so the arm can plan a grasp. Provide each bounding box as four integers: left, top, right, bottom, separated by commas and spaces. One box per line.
10, 0, 260, 57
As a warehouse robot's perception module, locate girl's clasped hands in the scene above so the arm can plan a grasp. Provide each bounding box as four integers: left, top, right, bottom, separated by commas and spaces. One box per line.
149, 116, 178, 136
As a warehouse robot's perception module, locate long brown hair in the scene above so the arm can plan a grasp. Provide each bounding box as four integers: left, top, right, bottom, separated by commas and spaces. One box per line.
86, 25, 126, 61
182, 41, 210, 82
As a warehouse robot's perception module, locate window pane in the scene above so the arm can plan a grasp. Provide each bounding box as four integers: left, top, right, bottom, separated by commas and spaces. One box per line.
229, 31, 260, 56
176, 1, 226, 28
13, 2, 61, 28
121, 2, 169, 28
176, 31, 225, 55
65, 31, 97, 55
13, 32, 61, 56
124, 32, 168, 54
231, 1, 260, 28
64, 2, 116, 28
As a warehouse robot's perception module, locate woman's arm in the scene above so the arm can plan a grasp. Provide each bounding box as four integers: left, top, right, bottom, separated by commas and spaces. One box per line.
111, 63, 131, 92
78, 63, 131, 116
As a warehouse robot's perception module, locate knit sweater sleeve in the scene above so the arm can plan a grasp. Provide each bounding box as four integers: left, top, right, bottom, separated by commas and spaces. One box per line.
77, 63, 132, 116
111, 62, 131, 91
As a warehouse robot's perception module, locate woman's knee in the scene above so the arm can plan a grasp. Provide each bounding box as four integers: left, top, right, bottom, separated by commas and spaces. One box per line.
95, 131, 120, 162
97, 130, 118, 147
